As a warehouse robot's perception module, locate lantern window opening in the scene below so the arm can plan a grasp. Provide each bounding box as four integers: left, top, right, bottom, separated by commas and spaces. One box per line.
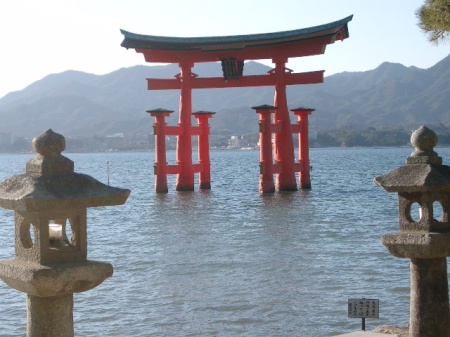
408, 202, 422, 223
49, 220, 63, 239
48, 217, 78, 251
19, 218, 35, 250
68, 217, 79, 246
432, 200, 445, 222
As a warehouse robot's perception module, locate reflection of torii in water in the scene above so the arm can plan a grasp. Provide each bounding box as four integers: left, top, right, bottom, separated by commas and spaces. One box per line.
120, 15, 352, 193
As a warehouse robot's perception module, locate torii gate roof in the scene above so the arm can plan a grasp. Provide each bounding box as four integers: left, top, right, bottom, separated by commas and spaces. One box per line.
120, 15, 353, 63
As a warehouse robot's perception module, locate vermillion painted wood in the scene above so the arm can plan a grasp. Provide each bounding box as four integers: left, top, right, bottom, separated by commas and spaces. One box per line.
148, 109, 173, 193
292, 108, 314, 189
254, 105, 276, 193
193, 111, 215, 189
121, 16, 352, 192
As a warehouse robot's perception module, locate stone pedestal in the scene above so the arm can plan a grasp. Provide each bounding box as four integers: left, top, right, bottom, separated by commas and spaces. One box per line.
410, 258, 449, 337
27, 294, 74, 337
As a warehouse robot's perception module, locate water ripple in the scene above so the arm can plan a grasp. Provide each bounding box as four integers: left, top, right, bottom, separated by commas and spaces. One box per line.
1, 148, 449, 336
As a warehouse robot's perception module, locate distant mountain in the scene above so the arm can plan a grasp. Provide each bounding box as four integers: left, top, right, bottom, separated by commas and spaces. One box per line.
305, 56, 450, 128
1, 55, 449, 138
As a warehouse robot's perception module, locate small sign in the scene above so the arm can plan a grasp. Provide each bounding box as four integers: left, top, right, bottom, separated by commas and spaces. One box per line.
348, 298, 379, 319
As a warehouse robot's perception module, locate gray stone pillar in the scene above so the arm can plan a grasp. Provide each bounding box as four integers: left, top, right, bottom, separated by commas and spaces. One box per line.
0, 129, 130, 337
410, 258, 449, 337
375, 126, 450, 337
27, 295, 74, 337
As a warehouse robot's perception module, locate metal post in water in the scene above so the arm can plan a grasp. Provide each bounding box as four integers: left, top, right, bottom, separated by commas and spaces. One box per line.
107, 160, 110, 186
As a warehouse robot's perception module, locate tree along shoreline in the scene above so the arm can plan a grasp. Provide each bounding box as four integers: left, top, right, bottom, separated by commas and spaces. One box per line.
2, 126, 450, 153
313, 126, 450, 148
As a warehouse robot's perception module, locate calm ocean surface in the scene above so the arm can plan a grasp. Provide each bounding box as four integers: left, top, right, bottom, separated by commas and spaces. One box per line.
0, 147, 449, 336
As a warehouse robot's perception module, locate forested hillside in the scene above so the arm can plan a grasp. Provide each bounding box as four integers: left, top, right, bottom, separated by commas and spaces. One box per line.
0, 54, 449, 138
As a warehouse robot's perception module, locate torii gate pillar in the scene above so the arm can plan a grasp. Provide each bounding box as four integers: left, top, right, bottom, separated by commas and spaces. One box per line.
273, 59, 297, 191
291, 107, 314, 189
176, 62, 195, 191
193, 111, 215, 189
254, 105, 277, 194
147, 108, 173, 193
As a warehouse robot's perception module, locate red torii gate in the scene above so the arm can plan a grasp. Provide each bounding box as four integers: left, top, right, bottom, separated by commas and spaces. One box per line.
121, 15, 352, 193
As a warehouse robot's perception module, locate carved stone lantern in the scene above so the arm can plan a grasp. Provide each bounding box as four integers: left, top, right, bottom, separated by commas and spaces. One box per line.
0, 129, 130, 337
374, 126, 450, 337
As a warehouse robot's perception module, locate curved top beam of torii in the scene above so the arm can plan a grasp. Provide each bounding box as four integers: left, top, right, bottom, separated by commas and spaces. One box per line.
120, 15, 353, 64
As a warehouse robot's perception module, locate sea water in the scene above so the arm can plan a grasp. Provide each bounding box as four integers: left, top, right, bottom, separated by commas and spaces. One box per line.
0, 147, 448, 336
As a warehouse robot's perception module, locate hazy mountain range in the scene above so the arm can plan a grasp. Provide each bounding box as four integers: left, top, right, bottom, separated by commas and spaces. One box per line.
0, 53, 449, 138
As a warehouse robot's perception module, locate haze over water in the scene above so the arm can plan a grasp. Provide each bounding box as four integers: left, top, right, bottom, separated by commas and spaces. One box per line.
1, 147, 449, 336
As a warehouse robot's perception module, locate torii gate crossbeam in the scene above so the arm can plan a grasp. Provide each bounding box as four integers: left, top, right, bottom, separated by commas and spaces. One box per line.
147, 71, 324, 90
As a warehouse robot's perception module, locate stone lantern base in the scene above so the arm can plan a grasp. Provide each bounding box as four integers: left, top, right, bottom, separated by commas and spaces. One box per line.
382, 232, 450, 336
0, 259, 113, 337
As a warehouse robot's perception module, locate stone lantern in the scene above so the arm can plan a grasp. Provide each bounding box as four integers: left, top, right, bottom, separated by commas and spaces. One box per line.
374, 126, 450, 337
0, 129, 130, 337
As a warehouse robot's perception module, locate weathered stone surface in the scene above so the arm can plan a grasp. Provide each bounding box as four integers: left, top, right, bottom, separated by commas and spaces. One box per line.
382, 232, 450, 258
375, 126, 450, 337
410, 258, 450, 337
0, 259, 113, 296
13, 209, 88, 265
0, 172, 130, 212
374, 164, 450, 193
0, 129, 130, 212
374, 125, 448, 192
0, 129, 129, 337
26, 154, 74, 177
395, 192, 450, 232
28, 294, 74, 337
32, 129, 66, 157
373, 325, 408, 337
409, 126, 440, 163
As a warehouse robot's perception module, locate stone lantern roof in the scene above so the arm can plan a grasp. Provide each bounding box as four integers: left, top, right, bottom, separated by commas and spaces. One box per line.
374, 126, 450, 193
0, 129, 130, 212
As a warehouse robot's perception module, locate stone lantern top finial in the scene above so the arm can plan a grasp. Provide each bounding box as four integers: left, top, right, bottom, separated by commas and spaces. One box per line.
32, 129, 65, 157
407, 126, 442, 165
26, 129, 74, 176
374, 126, 450, 193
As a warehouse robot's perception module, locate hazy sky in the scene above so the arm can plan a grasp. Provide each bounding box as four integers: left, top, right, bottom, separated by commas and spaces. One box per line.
1, 0, 450, 98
